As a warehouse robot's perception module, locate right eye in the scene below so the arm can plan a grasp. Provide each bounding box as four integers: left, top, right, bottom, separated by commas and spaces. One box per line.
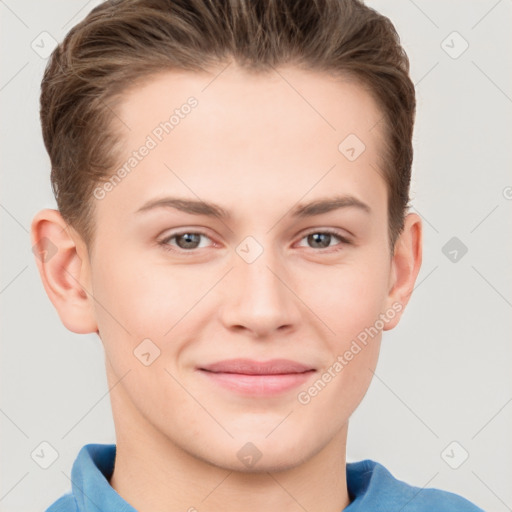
159, 230, 215, 252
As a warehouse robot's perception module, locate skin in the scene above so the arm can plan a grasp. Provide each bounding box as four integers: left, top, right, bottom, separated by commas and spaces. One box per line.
31, 64, 422, 512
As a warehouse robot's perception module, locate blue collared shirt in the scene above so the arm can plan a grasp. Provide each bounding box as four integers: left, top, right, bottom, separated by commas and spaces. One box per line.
46, 444, 485, 511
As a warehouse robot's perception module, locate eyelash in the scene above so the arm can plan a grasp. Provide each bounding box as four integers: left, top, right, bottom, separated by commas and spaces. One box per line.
157, 229, 352, 255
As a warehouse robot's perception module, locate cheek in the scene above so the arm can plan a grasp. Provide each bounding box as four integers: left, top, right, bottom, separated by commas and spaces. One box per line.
302, 258, 390, 342
91, 251, 216, 376
90, 254, 176, 357
295, 266, 385, 425
94, 253, 183, 326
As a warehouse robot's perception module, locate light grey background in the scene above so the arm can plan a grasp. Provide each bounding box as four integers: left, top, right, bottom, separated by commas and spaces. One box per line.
1, 1, 511, 511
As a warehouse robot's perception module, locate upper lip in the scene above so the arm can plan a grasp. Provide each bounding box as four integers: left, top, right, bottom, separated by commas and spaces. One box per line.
199, 358, 315, 375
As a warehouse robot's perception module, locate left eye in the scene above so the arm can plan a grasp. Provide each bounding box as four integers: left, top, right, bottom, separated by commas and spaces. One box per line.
297, 230, 349, 250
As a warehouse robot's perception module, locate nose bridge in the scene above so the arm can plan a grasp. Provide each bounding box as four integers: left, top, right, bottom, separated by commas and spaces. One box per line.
220, 234, 299, 335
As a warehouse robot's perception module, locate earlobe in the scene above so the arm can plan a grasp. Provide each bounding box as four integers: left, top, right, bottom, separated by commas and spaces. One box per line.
383, 213, 423, 330
30, 209, 98, 334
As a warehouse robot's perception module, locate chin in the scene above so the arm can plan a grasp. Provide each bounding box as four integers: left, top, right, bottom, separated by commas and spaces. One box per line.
207, 446, 310, 474
186, 430, 317, 474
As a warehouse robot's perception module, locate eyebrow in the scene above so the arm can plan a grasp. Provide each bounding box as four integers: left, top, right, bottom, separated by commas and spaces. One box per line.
135, 194, 371, 219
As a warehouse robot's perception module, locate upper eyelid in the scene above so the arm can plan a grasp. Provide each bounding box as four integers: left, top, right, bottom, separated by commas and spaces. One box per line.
159, 228, 215, 243
302, 227, 351, 238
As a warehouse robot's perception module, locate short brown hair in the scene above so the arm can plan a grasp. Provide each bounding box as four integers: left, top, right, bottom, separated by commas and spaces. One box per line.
40, 0, 415, 251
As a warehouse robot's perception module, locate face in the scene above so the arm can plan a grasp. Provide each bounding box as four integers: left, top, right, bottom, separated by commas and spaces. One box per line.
83, 65, 402, 471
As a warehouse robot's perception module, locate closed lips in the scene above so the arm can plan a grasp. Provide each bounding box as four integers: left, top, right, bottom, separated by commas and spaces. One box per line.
199, 358, 315, 375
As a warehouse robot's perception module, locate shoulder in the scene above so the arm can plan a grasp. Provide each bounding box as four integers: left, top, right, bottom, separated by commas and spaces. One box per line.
45, 493, 78, 512
346, 459, 485, 512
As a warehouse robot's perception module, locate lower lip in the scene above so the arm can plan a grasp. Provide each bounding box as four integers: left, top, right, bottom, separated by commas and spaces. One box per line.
198, 370, 315, 395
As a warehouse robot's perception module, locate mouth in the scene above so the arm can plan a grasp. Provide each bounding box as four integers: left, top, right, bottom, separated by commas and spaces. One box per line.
197, 358, 316, 395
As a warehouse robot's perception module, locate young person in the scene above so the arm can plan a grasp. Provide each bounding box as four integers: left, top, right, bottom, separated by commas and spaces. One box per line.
31, 0, 485, 510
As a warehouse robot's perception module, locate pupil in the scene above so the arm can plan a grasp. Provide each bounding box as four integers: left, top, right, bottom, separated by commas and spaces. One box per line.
309, 233, 330, 248
178, 233, 200, 249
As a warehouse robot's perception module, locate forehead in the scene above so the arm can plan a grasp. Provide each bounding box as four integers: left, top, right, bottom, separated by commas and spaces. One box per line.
102, 64, 387, 217
115, 64, 384, 145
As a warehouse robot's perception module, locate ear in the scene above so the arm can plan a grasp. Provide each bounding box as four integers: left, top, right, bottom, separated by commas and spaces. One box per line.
30, 209, 98, 334
383, 212, 422, 330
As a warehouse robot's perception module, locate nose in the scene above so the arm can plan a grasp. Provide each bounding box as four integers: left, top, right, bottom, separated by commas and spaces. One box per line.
218, 245, 301, 339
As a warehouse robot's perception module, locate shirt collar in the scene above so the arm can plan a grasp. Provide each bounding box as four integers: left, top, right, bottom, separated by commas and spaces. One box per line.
71, 444, 137, 512
72, 443, 379, 511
